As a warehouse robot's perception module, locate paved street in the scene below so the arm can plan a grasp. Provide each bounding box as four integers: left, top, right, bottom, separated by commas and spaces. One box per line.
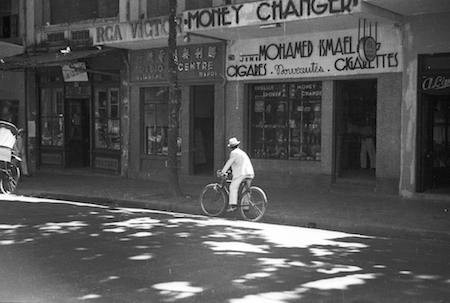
0, 196, 449, 303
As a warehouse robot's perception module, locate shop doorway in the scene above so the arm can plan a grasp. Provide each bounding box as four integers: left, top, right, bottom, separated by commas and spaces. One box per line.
66, 98, 90, 167
418, 94, 450, 192
192, 85, 214, 175
417, 54, 450, 193
335, 79, 377, 181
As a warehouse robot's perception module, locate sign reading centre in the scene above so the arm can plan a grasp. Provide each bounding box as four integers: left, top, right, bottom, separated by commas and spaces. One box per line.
226, 25, 402, 80
183, 0, 361, 31
130, 43, 223, 82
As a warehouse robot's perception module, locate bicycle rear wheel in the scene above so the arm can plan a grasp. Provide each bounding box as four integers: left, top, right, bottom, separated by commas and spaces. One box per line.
200, 184, 228, 217
239, 186, 267, 222
0, 164, 20, 194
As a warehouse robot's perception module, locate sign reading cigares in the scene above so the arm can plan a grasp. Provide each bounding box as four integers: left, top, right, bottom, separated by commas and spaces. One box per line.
130, 43, 224, 82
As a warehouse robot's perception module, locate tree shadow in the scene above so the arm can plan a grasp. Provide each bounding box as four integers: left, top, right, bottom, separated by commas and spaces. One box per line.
0, 197, 449, 303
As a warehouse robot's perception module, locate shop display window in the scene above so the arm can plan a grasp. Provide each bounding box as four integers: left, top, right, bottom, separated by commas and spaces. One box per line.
94, 88, 120, 150
141, 87, 181, 156
250, 82, 322, 161
40, 88, 64, 147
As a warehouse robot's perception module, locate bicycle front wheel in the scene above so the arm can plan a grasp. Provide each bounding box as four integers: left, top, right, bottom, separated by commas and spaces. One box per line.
240, 186, 267, 222
200, 183, 228, 217
0, 164, 20, 194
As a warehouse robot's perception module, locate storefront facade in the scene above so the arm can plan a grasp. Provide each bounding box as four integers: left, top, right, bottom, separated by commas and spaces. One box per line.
173, 0, 402, 191
36, 50, 123, 173
126, 42, 225, 179
222, 25, 402, 191
9, 0, 448, 197
400, 12, 450, 196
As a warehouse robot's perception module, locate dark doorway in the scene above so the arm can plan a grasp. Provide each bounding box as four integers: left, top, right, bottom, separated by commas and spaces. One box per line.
192, 85, 214, 175
419, 94, 450, 191
335, 79, 377, 181
66, 98, 90, 167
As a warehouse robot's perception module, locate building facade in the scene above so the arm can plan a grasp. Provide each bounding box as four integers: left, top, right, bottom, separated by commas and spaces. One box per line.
1, 0, 449, 198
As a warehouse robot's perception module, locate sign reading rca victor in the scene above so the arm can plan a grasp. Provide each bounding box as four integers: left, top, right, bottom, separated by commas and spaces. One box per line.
93, 16, 182, 45
226, 25, 401, 80
183, 0, 361, 31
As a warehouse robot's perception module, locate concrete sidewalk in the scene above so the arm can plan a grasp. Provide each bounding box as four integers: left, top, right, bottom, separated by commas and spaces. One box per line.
12, 170, 450, 241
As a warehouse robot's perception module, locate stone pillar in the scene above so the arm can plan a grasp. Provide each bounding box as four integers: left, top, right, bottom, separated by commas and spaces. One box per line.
25, 69, 37, 175
321, 80, 333, 176
119, 0, 129, 22
225, 81, 245, 147
129, 0, 139, 21
399, 22, 417, 196
377, 73, 402, 194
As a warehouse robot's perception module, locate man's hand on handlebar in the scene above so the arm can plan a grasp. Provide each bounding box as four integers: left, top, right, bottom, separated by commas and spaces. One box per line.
216, 170, 227, 178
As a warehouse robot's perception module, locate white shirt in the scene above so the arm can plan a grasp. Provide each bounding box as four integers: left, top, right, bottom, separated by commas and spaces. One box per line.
222, 147, 254, 179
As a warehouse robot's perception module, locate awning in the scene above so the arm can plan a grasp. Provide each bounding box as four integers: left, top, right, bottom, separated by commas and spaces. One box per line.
0, 41, 24, 57
0, 48, 114, 71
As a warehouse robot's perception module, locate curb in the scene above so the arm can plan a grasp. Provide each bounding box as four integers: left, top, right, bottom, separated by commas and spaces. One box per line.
16, 191, 450, 243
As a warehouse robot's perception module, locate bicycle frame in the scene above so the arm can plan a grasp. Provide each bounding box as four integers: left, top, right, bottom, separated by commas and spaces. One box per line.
216, 173, 252, 205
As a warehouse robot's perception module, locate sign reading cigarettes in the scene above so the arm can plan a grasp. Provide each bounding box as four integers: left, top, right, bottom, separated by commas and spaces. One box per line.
226, 25, 402, 80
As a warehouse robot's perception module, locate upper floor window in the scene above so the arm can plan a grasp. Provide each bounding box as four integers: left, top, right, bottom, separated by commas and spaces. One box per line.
147, 0, 169, 18
49, 0, 119, 24
0, 0, 18, 38
185, 0, 212, 10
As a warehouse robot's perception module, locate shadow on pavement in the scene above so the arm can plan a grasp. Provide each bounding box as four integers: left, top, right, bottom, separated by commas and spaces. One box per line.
0, 196, 449, 302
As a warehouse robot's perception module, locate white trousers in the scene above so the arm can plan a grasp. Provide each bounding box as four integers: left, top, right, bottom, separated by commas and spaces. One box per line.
360, 138, 376, 169
229, 174, 254, 206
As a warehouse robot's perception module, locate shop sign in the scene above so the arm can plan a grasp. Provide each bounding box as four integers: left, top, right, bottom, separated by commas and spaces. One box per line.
183, 0, 361, 31
130, 43, 223, 82
226, 25, 401, 80
93, 16, 182, 45
421, 75, 450, 94
62, 62, 88, 82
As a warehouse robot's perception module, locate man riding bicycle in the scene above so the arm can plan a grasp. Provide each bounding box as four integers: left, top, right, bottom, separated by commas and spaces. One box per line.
220, 137, 254, 212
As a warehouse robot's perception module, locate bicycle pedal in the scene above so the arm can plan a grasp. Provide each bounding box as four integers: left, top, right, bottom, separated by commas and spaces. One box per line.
226, 206, 237, 212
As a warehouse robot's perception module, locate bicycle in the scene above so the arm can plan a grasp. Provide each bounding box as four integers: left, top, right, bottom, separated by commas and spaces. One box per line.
0, 121, 22, 194
200, 170, 268, 222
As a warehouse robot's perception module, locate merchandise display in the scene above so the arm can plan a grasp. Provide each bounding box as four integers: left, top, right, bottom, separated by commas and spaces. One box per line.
251, 82, 322, 161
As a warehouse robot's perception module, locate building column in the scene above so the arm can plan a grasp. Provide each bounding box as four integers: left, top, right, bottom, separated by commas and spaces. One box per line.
376, 73, 402, 194
25, 69, 37, 175
321, 80, 333, 176
225, 81, 245, 148
399, 22, 417, 197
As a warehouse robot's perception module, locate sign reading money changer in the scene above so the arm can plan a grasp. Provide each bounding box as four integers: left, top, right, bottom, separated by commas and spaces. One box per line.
226, 25, 402, 80
183, 0, 361, 31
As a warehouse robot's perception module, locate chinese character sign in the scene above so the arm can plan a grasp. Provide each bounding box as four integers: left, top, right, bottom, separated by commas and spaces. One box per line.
130, 43, 223, 82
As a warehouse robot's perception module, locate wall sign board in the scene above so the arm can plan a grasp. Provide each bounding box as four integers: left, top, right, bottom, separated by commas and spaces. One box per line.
226, 25, 401, 80
130, 43, 224, 82
421, 74, 450, 95
94, 1, 362, 46
183, 0, 362, 31
93, 16, 182, 45
62, 62, 88, 82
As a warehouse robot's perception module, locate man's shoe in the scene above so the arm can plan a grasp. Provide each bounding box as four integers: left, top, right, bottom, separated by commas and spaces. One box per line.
226, 205, 237, 212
